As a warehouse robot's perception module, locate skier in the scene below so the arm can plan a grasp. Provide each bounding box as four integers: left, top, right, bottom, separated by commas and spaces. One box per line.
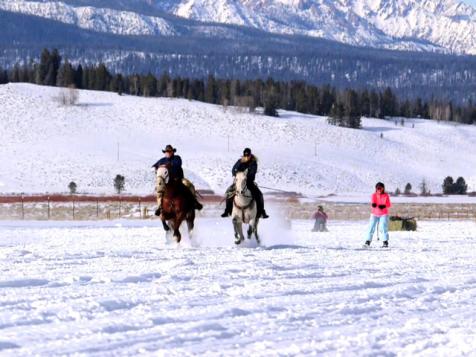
152, 144, 203, 216
364, 182, 391, 248
221, 147, 269, 219
311, 205, 328, 232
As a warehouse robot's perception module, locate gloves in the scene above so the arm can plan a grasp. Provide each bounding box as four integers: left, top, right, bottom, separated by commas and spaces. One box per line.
371, 203, 377, 208
378, 204, 386, 209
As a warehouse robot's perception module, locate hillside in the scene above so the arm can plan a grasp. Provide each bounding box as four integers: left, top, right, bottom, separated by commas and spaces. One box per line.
1, 83, 475, 196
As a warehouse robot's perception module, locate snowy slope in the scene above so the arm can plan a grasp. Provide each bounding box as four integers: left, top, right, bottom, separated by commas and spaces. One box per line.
0, 219, 475, 355
2, 0, 476, 53
1, 83, 476, 196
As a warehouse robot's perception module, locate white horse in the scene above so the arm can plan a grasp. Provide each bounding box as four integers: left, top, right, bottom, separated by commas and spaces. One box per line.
231, 170, 260, 245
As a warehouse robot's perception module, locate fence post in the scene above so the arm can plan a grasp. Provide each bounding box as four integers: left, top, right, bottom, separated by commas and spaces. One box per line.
47, 196, 50, 220
21, 193, 25, 220
96, 200, 99, 218
138, 198, 141, 219
72, 198, 75, 220
119, 199, 122, 218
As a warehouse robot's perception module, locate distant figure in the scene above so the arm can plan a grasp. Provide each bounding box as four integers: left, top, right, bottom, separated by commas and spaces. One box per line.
312, 205, 328, 232
364, 182, 392, 248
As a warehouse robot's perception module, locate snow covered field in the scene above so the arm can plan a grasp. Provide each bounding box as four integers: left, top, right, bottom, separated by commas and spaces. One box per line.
1, 218, 475, 356
1, 83, 476, 197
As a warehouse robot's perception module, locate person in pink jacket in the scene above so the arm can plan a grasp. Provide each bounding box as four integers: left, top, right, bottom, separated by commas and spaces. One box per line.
312, 205, 328, 232
364, 182, 391, 248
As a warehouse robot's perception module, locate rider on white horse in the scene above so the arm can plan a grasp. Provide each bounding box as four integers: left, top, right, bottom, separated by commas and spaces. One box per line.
152, 144, 203, 216
221, 147, 269, 219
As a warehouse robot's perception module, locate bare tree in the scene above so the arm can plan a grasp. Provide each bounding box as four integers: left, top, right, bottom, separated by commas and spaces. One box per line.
58, 85, 79, 106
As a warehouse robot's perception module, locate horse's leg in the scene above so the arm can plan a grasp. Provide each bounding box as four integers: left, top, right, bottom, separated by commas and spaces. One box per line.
161, 219, 170, 231
173, 212, 187, 243
186, 210, 195, 239
249, 214, 260, 244
254, 220, 260, 245
232, 216, 244, 244
247, 224, 253, 239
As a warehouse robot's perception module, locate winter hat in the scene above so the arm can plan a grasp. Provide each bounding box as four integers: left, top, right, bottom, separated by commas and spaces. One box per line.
375, 182, 385, 191
243, 148, 252, 156
162, 144, 177, 153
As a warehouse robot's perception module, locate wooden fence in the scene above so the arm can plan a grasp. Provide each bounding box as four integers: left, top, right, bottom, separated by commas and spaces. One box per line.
1, 195, 475, 221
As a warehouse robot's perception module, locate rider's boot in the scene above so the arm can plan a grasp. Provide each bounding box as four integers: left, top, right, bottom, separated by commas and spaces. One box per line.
194, 199, 203, 210
255, 191, 269, 219
221, 197, 233, 217
155, 207, 161, 216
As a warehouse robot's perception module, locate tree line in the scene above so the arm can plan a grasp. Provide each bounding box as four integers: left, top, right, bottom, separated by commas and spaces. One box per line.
1, 49, 475, 129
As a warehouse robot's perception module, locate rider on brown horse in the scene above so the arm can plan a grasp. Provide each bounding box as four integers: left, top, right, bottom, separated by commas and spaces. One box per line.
152, 144, 203, 216
221, 147, 269, 219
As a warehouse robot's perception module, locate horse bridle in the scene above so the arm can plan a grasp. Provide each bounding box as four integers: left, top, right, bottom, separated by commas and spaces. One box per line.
235, 176, 253, 198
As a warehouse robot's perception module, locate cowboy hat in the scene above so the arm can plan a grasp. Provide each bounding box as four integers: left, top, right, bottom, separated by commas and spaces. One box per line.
162, 144, 177, 153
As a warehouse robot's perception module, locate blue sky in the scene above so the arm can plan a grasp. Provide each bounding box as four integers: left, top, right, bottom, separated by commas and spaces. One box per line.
463, 0, 476, 7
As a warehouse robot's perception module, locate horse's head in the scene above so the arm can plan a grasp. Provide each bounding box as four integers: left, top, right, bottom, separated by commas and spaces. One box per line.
156, 166, 169, 193
235, 170, 249, 195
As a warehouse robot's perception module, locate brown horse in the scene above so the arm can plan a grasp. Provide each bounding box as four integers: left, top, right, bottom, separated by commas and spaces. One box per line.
156, 167, 196, 243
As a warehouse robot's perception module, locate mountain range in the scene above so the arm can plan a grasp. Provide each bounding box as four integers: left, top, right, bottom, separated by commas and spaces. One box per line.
1, 0, 476, 103
1, 0, 476, 54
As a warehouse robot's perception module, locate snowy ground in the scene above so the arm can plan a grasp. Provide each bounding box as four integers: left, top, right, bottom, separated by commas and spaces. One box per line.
1, 218, 475, 356
1, 83, 476, 197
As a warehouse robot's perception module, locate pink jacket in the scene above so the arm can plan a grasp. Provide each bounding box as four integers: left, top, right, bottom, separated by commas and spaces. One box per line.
370, 192, 391, 217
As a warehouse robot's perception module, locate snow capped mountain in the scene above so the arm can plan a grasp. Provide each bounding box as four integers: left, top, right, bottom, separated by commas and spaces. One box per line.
1, 0, 476, 53
152, 0, 476, 54
0, 0, 177, 36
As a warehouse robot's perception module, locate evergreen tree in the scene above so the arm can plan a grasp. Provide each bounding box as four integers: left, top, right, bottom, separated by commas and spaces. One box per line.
360, 89, 371, 117
342, 89, 361, 129
442, 176, 454, 194
56, 59, 75, 87
75, 64, 83, 89
0, 67, 7, 84
110, 74, 124, 95
8, 65, 20, 82
37, 48, 51, 85
404, 183, 412, 195
205, 75, 218, 104
328, 102, 344, 126
114, 175, 125, 194
264, 93, 279, 117
68, 181, 77, 194
94, 63, 111, 91
43, 49, 61, 86
369, 90, 381, 118
381, 87, 397, 118
454, 177, 468, 195
141, 73, 157, 97
157, 73, 170, 96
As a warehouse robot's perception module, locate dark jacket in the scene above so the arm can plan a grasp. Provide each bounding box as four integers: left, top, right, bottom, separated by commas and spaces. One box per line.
232, 155, 257, 183
152, 155, 184, 180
